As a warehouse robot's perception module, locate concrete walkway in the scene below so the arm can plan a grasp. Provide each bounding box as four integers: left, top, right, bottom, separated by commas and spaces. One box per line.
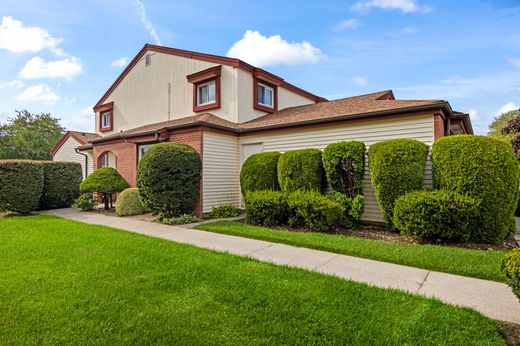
41, 208, 520, 324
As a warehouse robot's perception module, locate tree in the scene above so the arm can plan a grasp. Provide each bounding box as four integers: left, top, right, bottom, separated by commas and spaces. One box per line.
488, 110, 519, 141
80, 167, 129, 210
502, 111, 520, 161
0, 110, 65, 160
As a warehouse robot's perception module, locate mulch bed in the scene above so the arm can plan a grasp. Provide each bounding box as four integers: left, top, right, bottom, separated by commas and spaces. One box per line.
499, 322, 520, 346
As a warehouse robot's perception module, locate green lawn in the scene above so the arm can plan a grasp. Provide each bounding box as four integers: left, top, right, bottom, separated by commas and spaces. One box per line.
0, 216, 505, 345
196, 221, 506, 282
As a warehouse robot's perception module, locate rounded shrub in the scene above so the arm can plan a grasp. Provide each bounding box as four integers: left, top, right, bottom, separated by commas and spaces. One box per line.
39, 161, 82, 210
432, 135, 520, 243
287, 190, 344, 232
245, 190, 287, 226
501, 249, 520, 300
393, 190, 479, 242
368, 139, 429, 228
80, 167, 129, 210
137, 142, 201, 217
322, 141, 366, 198
72, 193, 95, 211
0, 160, 44, 213
240, 152, 281, 193
277, 149, 326, 193
115, 188, 146, 217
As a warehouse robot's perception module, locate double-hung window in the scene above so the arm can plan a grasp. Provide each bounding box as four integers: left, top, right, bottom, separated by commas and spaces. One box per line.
101, 111, 111, 129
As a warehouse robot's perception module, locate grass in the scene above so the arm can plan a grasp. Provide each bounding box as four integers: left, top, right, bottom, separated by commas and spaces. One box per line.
196, 221, 506, 282
0, 216, 506, 345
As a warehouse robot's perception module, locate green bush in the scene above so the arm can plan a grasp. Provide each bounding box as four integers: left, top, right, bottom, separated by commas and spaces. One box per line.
240, 152, 281, 193
287, 190, 344, 232
209, 204, 239, 218
245, 190, 287, 226
137, 143, 201, 217
39, 161, 82, 210
327, 191, 365, 227
432, 135, 520, 243
72, 193, 95, 211
393, 190, 479, 242
322, 141, 366, 197
115, 188, 147, 217
80, 167, 129, 210
277, 149, 326, 193
162, 214, 200, 225
501, 249, 520, 300
368, 139, 429, 228
0, 160, 44, 213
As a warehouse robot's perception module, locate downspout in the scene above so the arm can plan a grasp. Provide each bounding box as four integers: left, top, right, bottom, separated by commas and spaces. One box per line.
75, 148, 89, 179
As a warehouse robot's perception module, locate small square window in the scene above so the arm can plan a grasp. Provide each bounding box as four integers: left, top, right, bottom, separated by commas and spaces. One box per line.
101, 111, 111, 129
138, 144, 153, 161
197, 80, 216, 106
258, 83, 274, 107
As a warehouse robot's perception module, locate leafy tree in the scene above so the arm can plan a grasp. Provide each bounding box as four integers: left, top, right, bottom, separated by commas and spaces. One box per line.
502, 111, 520, 161
0, 110, 65, 160
488, 110, 519, 141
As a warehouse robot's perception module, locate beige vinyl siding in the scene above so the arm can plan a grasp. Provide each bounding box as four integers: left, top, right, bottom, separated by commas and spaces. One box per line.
238, 114, 435, 223
52, 137, 93, 179
202, 132, 241, 213
277, 87, 315, 111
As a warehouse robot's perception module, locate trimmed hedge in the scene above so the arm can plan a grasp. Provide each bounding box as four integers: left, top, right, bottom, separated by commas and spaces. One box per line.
245, 190, 287, 226
240, 152, 281, 193
368, 139, 429, 228
80, 167, 129, 194
137, 143, 201, 217
0, 160, 44, 213
277, 149, 326, 193
115, 188, 146, 217
287, 190, 344, 232
432, 135, 520, 243
39, 161, 82, 210
322, 141, 366, 197
501, 249, 520, 300
209, 204, 239, 218
393, 190, 479, 242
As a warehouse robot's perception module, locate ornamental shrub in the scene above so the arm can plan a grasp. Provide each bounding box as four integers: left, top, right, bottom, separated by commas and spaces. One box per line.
72, 193, 95, 211
393, 190, 479, 242
39, 161, 82, 209
245, 190, 287, 226
162, 214, 200, 225
368, 139, 429, 228
209, 204, 239, 218
115, 188, 147, 217
322, 141, 366, 198
501, 249, 520, 300
277, 149, 326, 193
80, 167, 129, 210
327, 190, 365, 227
432, 135, 520, 243
240, 152, 281, 193
137, 143, 201, 217
287, 190, 344, 232
0, 160, 44, 213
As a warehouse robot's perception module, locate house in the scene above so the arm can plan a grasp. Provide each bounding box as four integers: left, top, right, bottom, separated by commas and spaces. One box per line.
51, 130, 100, 179
51, 44, 473, 223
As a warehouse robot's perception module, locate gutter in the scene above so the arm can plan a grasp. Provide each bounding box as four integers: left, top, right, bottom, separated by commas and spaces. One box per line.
75, 148, 89, 179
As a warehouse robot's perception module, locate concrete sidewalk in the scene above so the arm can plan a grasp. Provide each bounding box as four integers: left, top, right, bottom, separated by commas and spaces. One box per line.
41, 208, 520, 324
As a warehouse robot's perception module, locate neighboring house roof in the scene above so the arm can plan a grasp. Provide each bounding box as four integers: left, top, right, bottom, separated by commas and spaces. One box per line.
88, 90, 471, 145
94, 44, 325, 110
51, 131, 101, 156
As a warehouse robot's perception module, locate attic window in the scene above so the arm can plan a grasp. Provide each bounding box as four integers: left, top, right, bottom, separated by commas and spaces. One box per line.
145, 53, 151, 66
253, 77, 277, 113
258, 83, 274, 107
186, 65, 222, 112
94, 102, 114, 132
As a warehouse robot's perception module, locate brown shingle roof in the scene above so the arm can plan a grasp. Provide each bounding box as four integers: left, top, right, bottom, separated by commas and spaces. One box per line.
69, 131, 101, 144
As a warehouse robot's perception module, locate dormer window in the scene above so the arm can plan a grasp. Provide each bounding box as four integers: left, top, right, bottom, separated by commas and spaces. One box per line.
187, 65, 222, 112
197, 80, 216, 106
258, 83, 274, 107
101, 111, 111, 129
253, 76, 278, 113
94, 102, 114, 132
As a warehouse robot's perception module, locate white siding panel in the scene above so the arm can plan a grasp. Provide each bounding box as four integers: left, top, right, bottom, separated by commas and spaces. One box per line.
53, 137, 93, 179
202, 132, 241, 213
239, 114, 435, 223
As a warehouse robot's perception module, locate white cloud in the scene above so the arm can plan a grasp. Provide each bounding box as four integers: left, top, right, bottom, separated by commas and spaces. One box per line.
19, 56, 83, 80
468, 109, 478, 120
0, 80, 24, 89
351, 0, 431, 13
226, 30, 323, 67
0, 16, 62, 53
496, 102, 519, 116
130, 0, 161, 45
81, 107, 94, 116
334, 19, 360, 31
111, 57, 129, 68
351, 76, 368, 86
509, 58, 520, 68
16, 84, 61, 105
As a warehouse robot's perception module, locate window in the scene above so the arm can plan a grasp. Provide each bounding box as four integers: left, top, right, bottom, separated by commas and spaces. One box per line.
99, 153, 109, 167
94, 102, 114, 132
197, 80, 216, 106
187, 66, 222, 112
258, 83, 274, 107
101, 111, 111, 129
138, 144, 153, 161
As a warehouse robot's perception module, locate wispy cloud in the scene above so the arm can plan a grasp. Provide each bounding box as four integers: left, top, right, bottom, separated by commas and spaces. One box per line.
351, 76, 368, 86
333, 19, 361, 31
111, 57, 129, 68
16, 84, 61, 105
0, 80, 24, 89
130, 0, 161, 45
351, 0, 431, 13
509, 58, 520, 68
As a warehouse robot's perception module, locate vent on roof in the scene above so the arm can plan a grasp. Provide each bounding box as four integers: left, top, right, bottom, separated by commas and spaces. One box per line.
145, 53, 151, 66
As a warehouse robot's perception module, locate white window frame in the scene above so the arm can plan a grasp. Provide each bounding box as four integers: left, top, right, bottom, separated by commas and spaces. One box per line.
101, 111, 111, 129
258, 82, 274, 107
197, 80, 216, 106
100, 153, 109, 167
138, 144, 153, 161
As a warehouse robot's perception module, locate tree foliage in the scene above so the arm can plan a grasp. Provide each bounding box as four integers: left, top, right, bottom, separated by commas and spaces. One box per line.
489, 110, 519, 140
0, 110, 65, 160
501, 111, 520, 161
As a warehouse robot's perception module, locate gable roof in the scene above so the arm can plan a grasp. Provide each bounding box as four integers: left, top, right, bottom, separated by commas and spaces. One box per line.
94, 44, 324, 110
51, 131, 101, 156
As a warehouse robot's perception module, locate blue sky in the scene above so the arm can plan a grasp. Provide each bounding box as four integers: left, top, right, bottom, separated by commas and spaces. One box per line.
0, 0, 519, 134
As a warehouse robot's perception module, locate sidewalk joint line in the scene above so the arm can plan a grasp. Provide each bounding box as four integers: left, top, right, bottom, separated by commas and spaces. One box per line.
417, 271, 431, 292
314, 254, 341, 270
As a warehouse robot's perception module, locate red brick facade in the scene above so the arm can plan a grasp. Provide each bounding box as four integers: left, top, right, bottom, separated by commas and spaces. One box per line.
434, 114, 446, 140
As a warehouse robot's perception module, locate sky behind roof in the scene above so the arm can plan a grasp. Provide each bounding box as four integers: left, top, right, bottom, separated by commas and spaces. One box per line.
0, 0, 519, 134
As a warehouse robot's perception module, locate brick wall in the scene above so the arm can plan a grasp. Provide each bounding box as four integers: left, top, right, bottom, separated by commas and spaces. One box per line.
93, 140, 137, 186
434, 114, 446, 140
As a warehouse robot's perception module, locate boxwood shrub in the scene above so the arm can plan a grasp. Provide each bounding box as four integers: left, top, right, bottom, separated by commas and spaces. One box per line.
277, 149, 326, 193
393, 190, 479, 242
368, 139, 429, 228
115, 188, 147, 217
0, 160, 44, 213
287, 190, 344, 232
501, 249, 520, 300
245, 190, 287, 226
137, 143, 201, 217
432, 135, 520, 243
209, 204, 240, 218
328, 190, 365, 227
322, 141, 365, 197
72, 193, 95, 211
80, 167, 129, 210
240, 152, 281, 193
39, 161, 82, 210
